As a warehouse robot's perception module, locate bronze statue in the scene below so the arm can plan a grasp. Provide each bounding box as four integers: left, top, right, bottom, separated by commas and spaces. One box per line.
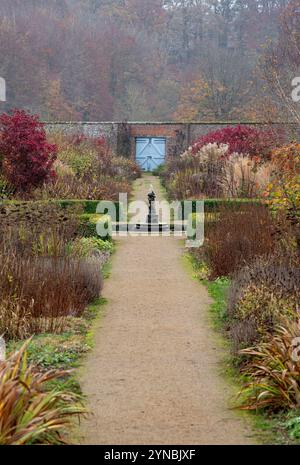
148, 187, 156, 207
147, 185, 158, 224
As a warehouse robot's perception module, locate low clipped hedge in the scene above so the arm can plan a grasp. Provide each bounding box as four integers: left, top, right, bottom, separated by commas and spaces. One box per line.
58, 199, 122, 219
2, 199, 122, 219
58, 199, 101, 214
2, 198, 264, 227
1, 200, 113, 240
179, 199, 263, 220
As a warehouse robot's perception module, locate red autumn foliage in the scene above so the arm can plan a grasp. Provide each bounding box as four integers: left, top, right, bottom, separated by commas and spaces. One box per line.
0, 110, 57, 192
192, 125, 283, 159
93, 135, 106, 147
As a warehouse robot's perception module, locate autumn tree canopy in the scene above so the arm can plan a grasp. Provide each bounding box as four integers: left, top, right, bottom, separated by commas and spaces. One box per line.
0, 0, 290, 121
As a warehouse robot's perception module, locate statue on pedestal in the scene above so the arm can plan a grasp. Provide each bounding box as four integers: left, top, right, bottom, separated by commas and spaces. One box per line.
147, 185, 159, 224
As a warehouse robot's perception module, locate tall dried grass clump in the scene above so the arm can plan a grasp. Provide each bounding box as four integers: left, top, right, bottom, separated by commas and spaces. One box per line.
34, 174, 132, 201
0, 205, 103, 340
204, 203, 276, 279
165, 143, 228, 199
163, 143, 273, 200
222, 154, 274, 198
0, 247, 103, 340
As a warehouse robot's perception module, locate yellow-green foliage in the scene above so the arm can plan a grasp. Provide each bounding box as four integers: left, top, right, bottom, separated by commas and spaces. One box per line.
235, 283, 297, 335
53, 160, 75, 178
59, 147, 94, 178
268, 175, 300, 216
267, 144, 300, 239
69, 236, 114, 258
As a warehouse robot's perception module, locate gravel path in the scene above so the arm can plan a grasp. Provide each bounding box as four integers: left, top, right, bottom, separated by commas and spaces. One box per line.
79, 175, 254, 445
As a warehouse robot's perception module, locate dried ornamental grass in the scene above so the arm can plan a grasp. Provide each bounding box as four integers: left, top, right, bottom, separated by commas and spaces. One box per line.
204, 203, 276, 278
0, 255, 103, 340
165, 143, 228, 199
221, 154, 274, 198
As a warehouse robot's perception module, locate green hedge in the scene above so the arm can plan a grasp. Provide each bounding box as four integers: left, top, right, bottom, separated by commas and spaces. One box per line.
179, 199, 263, 219
58, 199, 100, 214
3, 198, 264, 224
58, 200, 122, 219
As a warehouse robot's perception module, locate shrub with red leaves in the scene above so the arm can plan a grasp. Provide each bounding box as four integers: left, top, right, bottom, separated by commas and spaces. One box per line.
192, 125, 283, 159
0, 110, 57, 192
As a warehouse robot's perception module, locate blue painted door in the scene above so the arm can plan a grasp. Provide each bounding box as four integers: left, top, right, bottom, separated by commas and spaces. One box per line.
136, 137, 166, 171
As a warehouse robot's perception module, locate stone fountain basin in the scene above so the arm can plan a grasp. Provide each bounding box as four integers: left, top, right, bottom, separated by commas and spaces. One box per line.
111, 221, 187, 233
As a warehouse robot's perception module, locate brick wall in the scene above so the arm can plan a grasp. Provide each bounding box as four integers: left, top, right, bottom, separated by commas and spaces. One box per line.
128, 123, 189, 160
45, 121, 299, 160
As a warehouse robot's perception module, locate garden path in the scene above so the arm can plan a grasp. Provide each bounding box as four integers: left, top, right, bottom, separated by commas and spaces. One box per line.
79, 175, 254, 445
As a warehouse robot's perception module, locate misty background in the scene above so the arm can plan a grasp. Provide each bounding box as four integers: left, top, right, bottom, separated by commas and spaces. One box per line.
0, 0, 293, 121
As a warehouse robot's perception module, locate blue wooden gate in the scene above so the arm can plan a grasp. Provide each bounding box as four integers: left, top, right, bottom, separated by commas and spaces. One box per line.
136, 137, 166, 171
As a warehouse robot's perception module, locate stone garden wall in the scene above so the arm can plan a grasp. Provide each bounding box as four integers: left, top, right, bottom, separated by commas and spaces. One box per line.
45, 121, 300, 160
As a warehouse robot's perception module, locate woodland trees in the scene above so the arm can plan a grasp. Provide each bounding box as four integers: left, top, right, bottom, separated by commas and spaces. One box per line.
0, 0, 291, 121
261, 0, 300, 123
